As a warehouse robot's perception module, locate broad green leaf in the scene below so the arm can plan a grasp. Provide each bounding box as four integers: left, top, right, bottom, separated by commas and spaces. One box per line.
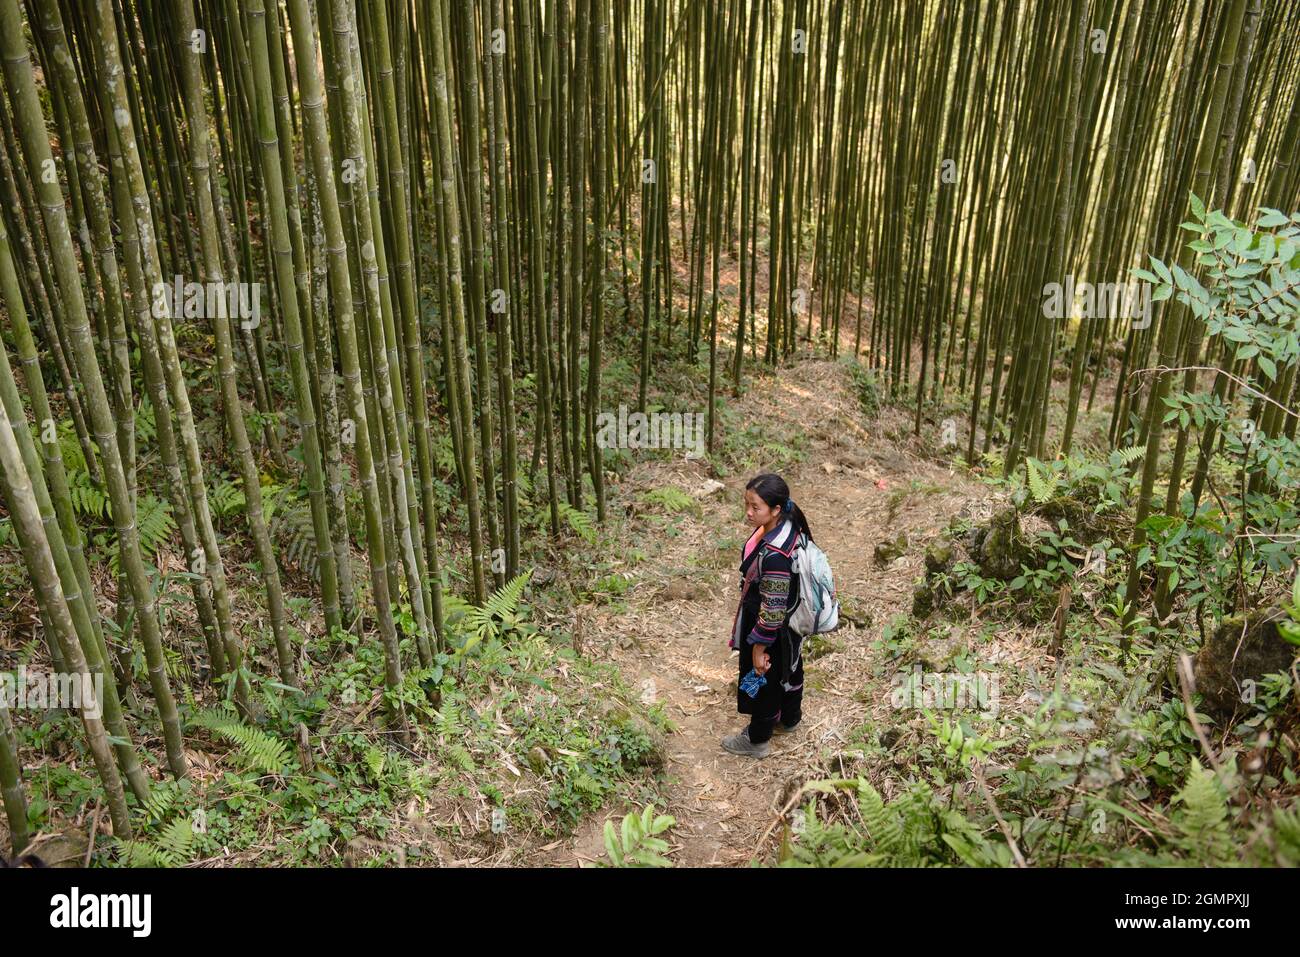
603, 821, 623, 866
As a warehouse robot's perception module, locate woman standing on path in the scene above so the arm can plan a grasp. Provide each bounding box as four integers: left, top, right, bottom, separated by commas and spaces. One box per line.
722, 473, 813, 759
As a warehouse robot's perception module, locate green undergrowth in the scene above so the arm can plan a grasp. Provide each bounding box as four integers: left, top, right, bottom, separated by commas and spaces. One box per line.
9, 569, 671, 867
784, 372, 1299, 867
795, 598, 1299, 867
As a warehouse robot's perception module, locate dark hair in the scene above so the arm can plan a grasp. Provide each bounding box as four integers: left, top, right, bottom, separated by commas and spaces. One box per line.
745, 472, 813, 542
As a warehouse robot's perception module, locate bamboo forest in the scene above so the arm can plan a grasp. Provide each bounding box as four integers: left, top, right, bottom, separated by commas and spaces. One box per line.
0, 0, 1297, 887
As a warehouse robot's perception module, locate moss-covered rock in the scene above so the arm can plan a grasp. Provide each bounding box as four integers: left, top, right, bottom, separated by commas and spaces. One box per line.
971, 506, 1029, 580
19, 830, 87, 867
911, 540, 958, 618
924, 540, 954, 576
1194, 607, 1297, 718
873, 532, 908, 566
803, 632, 840, 661
911, 581, 937, 619
1033, 488, 1112, 545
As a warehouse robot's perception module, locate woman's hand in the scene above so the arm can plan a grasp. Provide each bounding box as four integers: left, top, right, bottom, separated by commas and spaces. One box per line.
751, 643, 771, 676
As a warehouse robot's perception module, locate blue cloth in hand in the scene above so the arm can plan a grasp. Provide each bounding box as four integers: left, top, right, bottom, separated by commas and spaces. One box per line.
739, 668, 767, 698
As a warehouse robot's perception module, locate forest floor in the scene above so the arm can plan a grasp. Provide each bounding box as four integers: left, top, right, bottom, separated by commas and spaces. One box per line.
525, 356, 1012, 866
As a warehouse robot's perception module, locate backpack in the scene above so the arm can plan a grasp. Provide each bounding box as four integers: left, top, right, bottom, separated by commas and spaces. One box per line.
786, 533, 840, 638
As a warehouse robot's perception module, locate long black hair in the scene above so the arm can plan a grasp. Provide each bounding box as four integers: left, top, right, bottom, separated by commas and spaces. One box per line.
746, 472, 813, 542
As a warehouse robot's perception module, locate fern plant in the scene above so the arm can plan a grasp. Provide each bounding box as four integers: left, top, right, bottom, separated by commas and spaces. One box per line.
116, 779, 199, 868
269, 502, 320, 582
209, 474, 246, 520
1171, 759, 1233, 864
1025, 458, 1056, 504
116, 817, 196, 868
432, 699, 476, 774
445, 569, 533, 656
781, 778, 1005, 867
67, 466, 110, 520
640, 486, 694, 514
556, 502, 596, 543
602, 804, 675, 867
191, 706, 295, 775
116, 820, 193, 868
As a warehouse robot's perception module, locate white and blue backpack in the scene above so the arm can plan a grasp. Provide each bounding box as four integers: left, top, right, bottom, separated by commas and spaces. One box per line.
787, 532, 840, 639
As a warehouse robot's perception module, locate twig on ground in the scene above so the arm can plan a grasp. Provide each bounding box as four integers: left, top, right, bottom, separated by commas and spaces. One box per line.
1176, 653, 1222, 774
973, 764, 1026, 867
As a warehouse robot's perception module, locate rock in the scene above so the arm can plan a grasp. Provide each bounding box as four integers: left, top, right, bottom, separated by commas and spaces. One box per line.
639, 677, 658, 705
696, 479, 726, 498
1035, 489, 1108, 544
526, 746, 550, 774
911, 581, 936, 619
803, 632, 839, 661
22, 830, 88, 867
1194, 607, 1297, 717
912, 541, 956, 617
839, 605, 873, 629
972, 506, 1029, 580
924, 541, 955, 576
873, 532, 908, 566
661, 579, 697, 601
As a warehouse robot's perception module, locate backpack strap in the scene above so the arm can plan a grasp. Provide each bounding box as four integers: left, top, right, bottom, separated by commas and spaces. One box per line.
761, 517, 799, 559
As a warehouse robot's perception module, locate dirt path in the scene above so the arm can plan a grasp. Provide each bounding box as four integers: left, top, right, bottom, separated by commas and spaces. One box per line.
544, 359, 994, 866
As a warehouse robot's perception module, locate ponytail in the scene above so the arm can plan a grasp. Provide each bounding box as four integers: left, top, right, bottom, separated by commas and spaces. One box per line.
786, 499, 813, 543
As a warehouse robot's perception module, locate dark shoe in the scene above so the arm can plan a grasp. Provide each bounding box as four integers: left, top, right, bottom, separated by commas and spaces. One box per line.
721, 728, 770, 759
772, 721, 800, 736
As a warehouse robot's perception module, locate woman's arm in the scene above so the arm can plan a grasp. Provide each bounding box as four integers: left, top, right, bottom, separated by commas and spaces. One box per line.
746, 548, 793, 673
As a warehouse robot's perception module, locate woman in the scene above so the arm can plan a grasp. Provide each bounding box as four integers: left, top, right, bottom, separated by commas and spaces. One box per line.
722, 473, 813, 759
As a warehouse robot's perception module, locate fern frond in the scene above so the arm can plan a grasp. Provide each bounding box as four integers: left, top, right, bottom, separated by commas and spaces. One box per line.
210, 477, 246, 518
155, 817, 195, 863
68, 468, 110, 520
136, 494, 176, 558
1112, 444, 1146, 467
1267, 805, 1300, 867
270, 503, 320, 582
485, 569, 532, 620
116, 838, 174, 868
363, 747, 386, 783
558, 502, 596, 543
856, 781, 902, 853
435, 701, 463, 738
192, 707, 293, 774
1025, 458, 1055, 504
448, 744, 475, 773
641, 486, 693, 513
138, 785, 177, 826
1173, 759, 1231, 862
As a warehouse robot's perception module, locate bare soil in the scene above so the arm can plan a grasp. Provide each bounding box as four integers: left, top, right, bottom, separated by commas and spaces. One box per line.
529, 357, 1007, 866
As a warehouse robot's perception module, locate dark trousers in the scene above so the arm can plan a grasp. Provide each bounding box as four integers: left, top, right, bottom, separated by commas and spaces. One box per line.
747, 684, 803, 743
738, 627, 805, 744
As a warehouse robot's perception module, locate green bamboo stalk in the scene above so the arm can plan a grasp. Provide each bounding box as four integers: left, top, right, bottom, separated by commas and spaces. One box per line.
0, 0, 188, 778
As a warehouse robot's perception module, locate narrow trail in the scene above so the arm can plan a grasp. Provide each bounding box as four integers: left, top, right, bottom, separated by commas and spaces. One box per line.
542, 359, 996, 866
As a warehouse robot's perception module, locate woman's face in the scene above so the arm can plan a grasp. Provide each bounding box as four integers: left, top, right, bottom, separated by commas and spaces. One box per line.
744, 488, 780, 529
